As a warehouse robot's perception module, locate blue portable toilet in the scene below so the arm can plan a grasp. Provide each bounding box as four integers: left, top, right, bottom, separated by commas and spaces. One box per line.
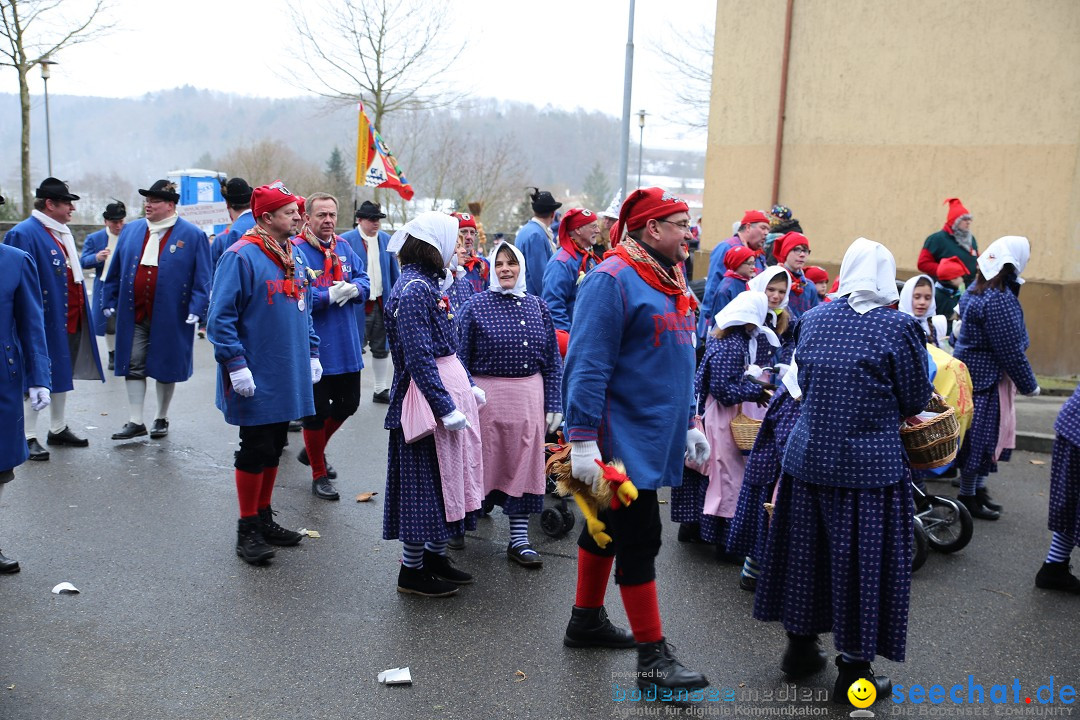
167, 168, 230, 236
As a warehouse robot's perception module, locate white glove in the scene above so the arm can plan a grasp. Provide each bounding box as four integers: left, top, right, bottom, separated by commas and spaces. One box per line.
472, 385, 486, 406
185, 314, 199, 325
744, 364, 764, 378
571, 441, 604, 493
229, 367, 256, 397
685, 428, 710, 466
103, 308, 115, 318
28, 386, 50, 411
440, 409, 467, 431
328, 280, 359, 307
1026, 386, 1041, 397
310, 358, 323, 383
545, 412, 563, 435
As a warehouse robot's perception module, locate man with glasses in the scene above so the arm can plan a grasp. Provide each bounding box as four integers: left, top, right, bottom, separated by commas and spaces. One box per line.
772, 231, 820, 319
697, 210, 771, 339
4, 178, 104, 460
102, 180, 212, 440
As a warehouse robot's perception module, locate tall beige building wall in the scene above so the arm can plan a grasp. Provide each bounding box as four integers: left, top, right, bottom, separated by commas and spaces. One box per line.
703, 0, 1080, 374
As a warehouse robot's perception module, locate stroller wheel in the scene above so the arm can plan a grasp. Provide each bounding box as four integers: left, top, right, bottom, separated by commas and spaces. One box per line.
541, 508, 567, 538
558, 505, 575, 534
919, 495, 974, 553
912, 517, 929, 572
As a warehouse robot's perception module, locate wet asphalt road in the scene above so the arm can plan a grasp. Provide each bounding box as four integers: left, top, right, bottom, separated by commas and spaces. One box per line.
1, 338, 1078, 720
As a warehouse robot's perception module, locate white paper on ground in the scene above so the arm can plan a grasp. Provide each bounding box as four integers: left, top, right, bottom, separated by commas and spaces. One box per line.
51, 582, 79, 595
377, 667, 412, 685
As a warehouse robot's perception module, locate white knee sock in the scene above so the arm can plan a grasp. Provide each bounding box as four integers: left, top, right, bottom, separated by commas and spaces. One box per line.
23, 397, 37, 440
155, 382, 175, 420
49, 392, 68, 434
126, 379, 146, 425
372, 356, 391, 393
105, 334, 115, 352
0, 483, 6, 501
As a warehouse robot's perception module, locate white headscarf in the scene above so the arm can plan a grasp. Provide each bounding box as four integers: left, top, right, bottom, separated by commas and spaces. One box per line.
747, 265, 791, 311
977, 235, 1030, 285
829, 237, 899, 314
487, 241, 528, 297
898, 274, 938, 336
388, 211, 460, 269
713, 290, 780, 362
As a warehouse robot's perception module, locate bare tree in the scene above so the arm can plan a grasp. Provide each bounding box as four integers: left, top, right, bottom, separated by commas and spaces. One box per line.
216, 140, 325, 197
653, 23, 714, 131
0, 0, 114, 214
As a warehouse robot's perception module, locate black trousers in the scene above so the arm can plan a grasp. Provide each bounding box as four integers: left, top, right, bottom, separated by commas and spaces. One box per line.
364, 303, 388, 359
302, 371, 362, 429
235, 422, 289, 473
577, 489, 662, 586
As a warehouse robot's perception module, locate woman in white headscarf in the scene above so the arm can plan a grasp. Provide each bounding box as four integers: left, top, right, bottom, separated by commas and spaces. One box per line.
382, 212, 485, 597
455, 241, 563, 567
898, 274, 946, 347
672, 290, 777, 557
953, 236, 1039, 520
747, 265, 794, 364
753, 238, 933, 705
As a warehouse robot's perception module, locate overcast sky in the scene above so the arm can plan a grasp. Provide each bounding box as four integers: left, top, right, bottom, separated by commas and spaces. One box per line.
20, 0, 715, 151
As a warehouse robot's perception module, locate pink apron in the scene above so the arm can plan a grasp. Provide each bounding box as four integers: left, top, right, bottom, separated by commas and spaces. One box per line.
432, 355, 485, 523
475, 373, 546, 497
995, 375, 1017, 460
698, 397, 750, 519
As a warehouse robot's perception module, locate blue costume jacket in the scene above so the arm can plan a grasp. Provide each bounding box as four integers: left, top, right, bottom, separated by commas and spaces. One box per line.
210, 211, 255, 268
101, 218, 212, 383
784, 269, 821, 320
563, 255, 696, 490
341, 227, 400, 302
3, 217, 103, 392
207, 235, 319, 426
698, 236, 766, 337
782, 301, 932, 488
514, 220, 555, 297
0, 245, 51, 471
79, 228, 115, 335
952, 285, 1037, 394
291, 235, 370, 375
713, 272, 751, 318
542, 243, 599, 332
461, 256, 489, 294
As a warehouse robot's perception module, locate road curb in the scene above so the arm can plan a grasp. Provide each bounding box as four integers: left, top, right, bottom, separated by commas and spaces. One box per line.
1016, 432, 1055, 454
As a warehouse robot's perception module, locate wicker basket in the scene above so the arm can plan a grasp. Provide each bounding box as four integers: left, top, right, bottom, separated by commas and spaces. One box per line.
901, 395, 960, 470
730, 407, 762, 452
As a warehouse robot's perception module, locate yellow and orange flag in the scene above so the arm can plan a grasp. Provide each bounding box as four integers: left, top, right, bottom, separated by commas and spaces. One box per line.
355, 103, 414, 201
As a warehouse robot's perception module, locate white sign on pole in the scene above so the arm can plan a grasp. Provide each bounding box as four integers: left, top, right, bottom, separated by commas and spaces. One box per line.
176, 202, 231, 227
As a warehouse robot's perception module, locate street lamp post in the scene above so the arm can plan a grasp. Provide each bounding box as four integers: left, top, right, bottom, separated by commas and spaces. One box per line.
40, 56, 58, 176
636, 109, 647, 189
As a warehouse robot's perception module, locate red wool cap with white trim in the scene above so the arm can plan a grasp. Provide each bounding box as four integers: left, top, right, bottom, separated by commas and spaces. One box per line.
252, 181, 299, 217
453, 212, 477, 230
557, 208, 597, 243
741, 210, 770, 226
615, 187, 690, 244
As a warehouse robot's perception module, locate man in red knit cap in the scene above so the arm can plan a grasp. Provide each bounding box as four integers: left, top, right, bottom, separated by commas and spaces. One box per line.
918, 198, 979, 286
562, 187, 710, 694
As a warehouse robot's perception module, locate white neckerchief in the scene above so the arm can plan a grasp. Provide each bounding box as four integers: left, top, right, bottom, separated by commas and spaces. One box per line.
530, 217, 555, 253
103, 227, 120, 277
899, 274, 938, 337
747, 265, 791, 311
977, 235, 1030, 285
32, 209, 84, 283
363, 231, 383, 299
713, 290, 779, 360
830, 237, 899, 314
140, 214, 179, 267
486, 241, 528, 297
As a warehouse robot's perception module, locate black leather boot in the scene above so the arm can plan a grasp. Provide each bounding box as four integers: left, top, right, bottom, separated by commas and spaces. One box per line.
781, 632, 827, 678
635, 639, 709, 692
235, 517, 275, 565
563, 606, 635, 648
833, 655, 890, 706
422, 550, 473, 584
258, 506, 303, 547
396, 565, 458, 597
1035, 561, 1080, 594
0, 549, 20, 574
975, 487, 1002, 512
958, 494, 1000, 520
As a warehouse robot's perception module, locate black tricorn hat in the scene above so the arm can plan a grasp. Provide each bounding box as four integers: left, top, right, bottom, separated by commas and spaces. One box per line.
223, 177, 253, 205
139, 179, 180, 203
528, 187, 561, 214
0, 194, 5, 206
103, 200, 126, 221
35, 177, 80, 202
355, 200, 386, 220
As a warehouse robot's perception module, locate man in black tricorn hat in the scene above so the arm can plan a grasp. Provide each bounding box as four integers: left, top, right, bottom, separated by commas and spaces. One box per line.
513, 187, 562, 296
4, 178, 104, 460
80, 200, 127, 370
210, 177, 255, 267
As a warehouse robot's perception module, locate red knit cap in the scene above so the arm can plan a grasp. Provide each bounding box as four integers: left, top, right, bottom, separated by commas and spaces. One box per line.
803, 265, 828, 284
724, 245, 756, 271
616, 187, 690, 244
453, 212, 477, 230
774, 231, 810, 264
295, 196, 306, 216
943, 197, 971, 234
252, 181, 298, 218
741, 210, 770, 226
557, 208, 597, 243
936, 256, 967, 281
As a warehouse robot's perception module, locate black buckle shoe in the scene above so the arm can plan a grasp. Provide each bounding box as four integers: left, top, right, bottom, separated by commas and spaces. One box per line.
47, 426, 90, 447
372, 389, 391, 404
677, 523, 703, 543
636, 638, 709, 692
1035, 561, 1080, 594
958, 494, 1000, 520
507, 542, 543, 568
564, 606, 635, 648
739, 574, 757, 592
396, 565, 458, 597
0, 549, 20, 574
111, 422, 147, 440
311, 476, 340, 501
297, 448, 337, 479
447, 534, 465, 550
235, 517, 275, 565
27, 438, 50, 461
833, 655, 891, 706
257, 506, 304, 547
975, 487, 1003, 512
288, 420, 303, 432
423, 549, 473, 584
781, 632, 827, 678
149, 418, 169, 439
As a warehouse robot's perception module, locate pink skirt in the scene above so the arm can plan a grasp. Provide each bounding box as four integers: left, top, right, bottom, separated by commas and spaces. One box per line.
995, 375, 1017, 460
432, 355, 485, 522
699, 396, 748, 519
475, 373, 546, 498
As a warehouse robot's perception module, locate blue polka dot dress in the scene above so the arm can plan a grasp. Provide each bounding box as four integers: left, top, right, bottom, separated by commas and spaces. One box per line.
1048, 383, 1080, 544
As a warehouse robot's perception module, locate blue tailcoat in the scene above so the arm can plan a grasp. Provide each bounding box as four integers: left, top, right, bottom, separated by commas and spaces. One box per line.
291, 235, 370, 375
79, 228, 114, 335
207, 236, 319, 427
0, 245, 51, 471
3, 217, 103, 392
542, 245, 599, 332
101, 218, 212, 383
563, 255, 696, 490
210, 211, 255, 268
341, 228, 400, 300
514, 220, 554, 297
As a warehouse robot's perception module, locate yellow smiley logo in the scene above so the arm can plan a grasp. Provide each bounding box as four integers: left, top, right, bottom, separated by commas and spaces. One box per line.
847, 678, 877, 708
